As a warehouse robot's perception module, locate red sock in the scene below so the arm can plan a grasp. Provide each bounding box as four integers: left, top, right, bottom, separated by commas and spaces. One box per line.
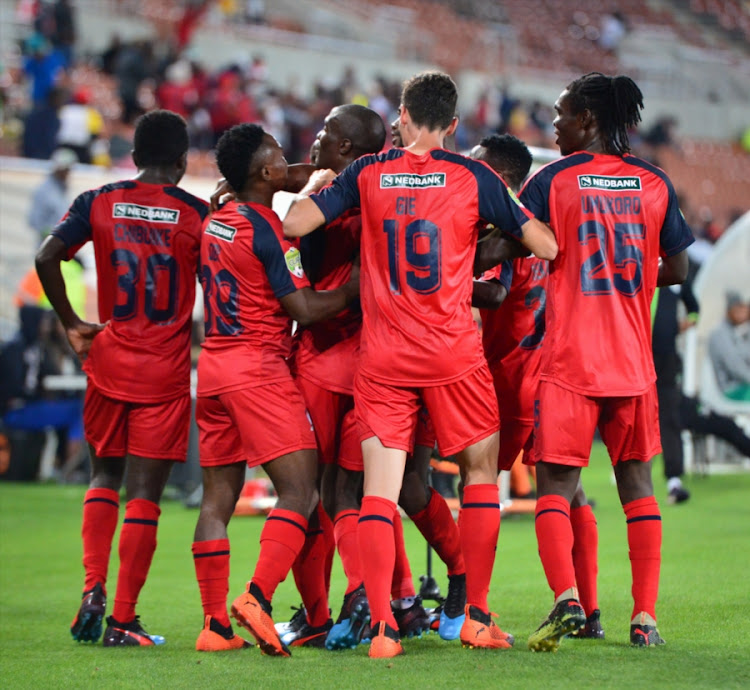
252, 508, 307, 603
458, 484, 500, 612
534, 495, 576, 600
112, 499, 160, 623
192, 539, 231, 628
292, 504, 332, 627
624, 496, 662, 620
358, 496, 398, 629
571, 504, 599, 616
334, 509, 362, 594
391, 511, 415, 600
81, 488, 119, 593
410, 487, 465, 576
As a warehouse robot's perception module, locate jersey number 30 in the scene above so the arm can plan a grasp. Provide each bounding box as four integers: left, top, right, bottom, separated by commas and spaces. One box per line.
383, 219, 442, 295
111, 249, 177, 322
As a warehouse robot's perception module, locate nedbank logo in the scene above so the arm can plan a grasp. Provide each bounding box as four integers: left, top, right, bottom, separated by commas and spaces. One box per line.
578, 175, 641, 191
113, 203, 180, 223
380, 173, 446, 189
205, 220, 237, 242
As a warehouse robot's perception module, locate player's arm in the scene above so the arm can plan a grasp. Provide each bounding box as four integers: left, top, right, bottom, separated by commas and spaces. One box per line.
35, 236, 105, 361
471, 280, 508, 310
474, 229, 529, 276
517, 218, 557, 261
657, 249, 689, 286
279, 262, 359, 327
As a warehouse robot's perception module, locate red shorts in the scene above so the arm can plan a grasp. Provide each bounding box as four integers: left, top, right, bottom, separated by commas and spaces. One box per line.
355, 365, 499, 457
296, 376, 362, 472
532, 380, 661, 467
497, 418, 534, 471
84, 384, 190, 460
196, 380, 317, 468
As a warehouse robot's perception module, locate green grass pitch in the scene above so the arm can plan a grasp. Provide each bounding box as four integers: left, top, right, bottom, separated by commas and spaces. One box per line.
1, 442, 749, 689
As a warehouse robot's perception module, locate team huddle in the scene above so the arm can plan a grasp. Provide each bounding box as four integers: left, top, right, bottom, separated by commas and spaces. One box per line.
35, 70, 694, 659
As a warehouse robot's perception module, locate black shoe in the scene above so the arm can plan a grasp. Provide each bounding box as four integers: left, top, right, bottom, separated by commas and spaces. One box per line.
392, 596, 431, 638
274, 604, 306, 641
437, 573, 466, 640
102, 615, 165, 646
289, 618, 334, 648
631, 623, 666, 647
70, 583, 106, 643
569, 608, 605, 639
325, 585, 370, 650
668, 486, 690, 504
528, 599, 586, 652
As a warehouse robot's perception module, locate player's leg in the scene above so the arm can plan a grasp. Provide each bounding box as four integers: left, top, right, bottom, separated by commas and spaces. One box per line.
527, 382, 595, 652
354, 373, 417, 658
71, 385, 126, 643
193, 457, 250, 651
568, 482, 604, 639
603, 387, 665, 647
423, 366, 511, 650
400, 440, 466, 640
232, 447, 319, 656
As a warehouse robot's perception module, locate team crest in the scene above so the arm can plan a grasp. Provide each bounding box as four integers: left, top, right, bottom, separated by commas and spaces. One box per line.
285, 247, 304, 278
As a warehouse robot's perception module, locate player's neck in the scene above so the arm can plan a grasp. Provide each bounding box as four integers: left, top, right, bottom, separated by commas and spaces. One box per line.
135, 168, 182, 185
402, 126, 447, 155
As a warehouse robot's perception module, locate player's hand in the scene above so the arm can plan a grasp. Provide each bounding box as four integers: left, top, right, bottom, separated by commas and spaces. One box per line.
302, 168, 337, 195
65, 320, 106, 362
210, 178, 234, 212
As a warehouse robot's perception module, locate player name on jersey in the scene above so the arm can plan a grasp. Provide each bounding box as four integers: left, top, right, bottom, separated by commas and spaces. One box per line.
577, 174, 642, 191
113, 203, 180, 223
380, 172, 446, 189
205, 220, 237, 242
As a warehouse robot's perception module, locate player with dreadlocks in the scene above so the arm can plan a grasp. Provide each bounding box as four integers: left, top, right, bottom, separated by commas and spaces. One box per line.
519, 73, 694, 651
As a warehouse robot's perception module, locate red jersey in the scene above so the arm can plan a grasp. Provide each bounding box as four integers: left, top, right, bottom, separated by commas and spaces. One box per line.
520, 152, 694, 396
52, 180, 207, 402
292, 209, 362, 395
197, 201, 309, 397
480, 256, 547, 420
311, 148, 534, 386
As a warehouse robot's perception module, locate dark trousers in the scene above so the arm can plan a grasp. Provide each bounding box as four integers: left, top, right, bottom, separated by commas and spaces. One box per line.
655, 350, 684, 480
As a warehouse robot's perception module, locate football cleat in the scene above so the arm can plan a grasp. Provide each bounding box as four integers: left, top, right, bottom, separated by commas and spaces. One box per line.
528, 599, 586, 652
71, 582, 106, 643
460, 605, 514, 650
631, 612, 665, 647
275, 605, 307, 645
325, 585, 370, 650
102, 615, 165, 647
392, 597, 431, 638
439, 573, 466, 641
289, 618, 333, 648
195, 615, 251, 652
231, 582, 290, 657
569, 608, 605, 639
368, 621, 404, 658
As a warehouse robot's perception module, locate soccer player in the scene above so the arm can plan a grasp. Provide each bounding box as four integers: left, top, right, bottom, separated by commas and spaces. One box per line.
35, 110, 208, 646
520, 73, 693, 651
472, 133, 604, 640
191, 123, 359, 655
284, 71, 557, 658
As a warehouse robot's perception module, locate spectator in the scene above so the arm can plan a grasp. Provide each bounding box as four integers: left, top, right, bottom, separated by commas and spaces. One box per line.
56, 89, 105, 164
22, 32, 66, 108
708, 292, 750, 401
28, 147, 76, 244
22, 85, 66, 160
52, 0, 77, 68
598, 11, 628, 53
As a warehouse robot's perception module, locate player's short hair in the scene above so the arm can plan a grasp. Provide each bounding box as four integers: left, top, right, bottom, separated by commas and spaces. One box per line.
566, 72, 644, 155
215, 123, 265, 193
336, 104, 386, 156
133, 110, 189, 167
478, 134, 533, 191
401, 71, 457, 131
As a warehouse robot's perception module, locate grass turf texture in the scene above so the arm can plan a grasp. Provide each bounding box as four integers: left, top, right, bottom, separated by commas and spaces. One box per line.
1, 442, 748, 689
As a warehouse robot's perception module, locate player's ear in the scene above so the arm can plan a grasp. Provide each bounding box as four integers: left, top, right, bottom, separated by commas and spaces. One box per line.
399, 105, 409, 127
445, 116, 459, 137
340, 138, 353, 155
131, 149, 139, 168
579, 108, 593, 129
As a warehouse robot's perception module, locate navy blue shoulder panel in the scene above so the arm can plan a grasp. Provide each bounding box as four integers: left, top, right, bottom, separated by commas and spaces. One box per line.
239, 205, 297, 299
163, 186, 209, 221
